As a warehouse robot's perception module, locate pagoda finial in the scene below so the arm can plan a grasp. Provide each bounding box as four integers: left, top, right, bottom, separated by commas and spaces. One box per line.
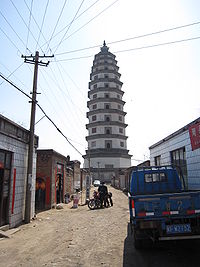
101, 40, 109, 52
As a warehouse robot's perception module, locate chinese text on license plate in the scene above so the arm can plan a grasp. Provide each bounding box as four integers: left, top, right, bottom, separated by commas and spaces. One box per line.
166, 224, 191, 234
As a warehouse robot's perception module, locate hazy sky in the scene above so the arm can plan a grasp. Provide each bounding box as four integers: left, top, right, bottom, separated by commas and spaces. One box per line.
1, 0, 200, 166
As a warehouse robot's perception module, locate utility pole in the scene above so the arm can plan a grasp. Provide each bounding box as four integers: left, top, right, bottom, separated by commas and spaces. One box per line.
22, 51, 54, 223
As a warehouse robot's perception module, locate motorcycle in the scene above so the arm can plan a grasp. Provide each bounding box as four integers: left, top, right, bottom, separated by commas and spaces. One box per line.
88, 190, 101, 210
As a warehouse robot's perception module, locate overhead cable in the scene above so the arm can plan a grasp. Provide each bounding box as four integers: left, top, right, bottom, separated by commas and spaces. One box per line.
40, 0, 101, 50
53, 0, 85, 54
0, 72, 83, 156
52, 0, 119, 51
35, 0, 50, 51
55, 20, 200, 56
25, 0, 33, 54
45, 0, 68, 53
54, 36, 200, 62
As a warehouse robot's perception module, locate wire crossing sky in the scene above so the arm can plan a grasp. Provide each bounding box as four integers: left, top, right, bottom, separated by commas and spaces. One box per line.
1, 0, 200, 165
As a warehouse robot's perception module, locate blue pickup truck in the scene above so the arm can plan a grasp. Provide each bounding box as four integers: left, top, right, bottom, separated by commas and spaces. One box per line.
128, 166, 200, 249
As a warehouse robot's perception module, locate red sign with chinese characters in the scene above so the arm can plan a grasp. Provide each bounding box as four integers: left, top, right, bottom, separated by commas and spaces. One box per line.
189, 122, 200, 151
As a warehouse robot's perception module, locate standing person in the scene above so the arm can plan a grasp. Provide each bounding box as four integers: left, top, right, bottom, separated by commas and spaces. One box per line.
108, 192, 113, 206
98, 182, 109, 208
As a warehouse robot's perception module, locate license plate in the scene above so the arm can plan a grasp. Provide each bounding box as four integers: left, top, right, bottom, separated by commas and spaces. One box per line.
166, 224, 191, 234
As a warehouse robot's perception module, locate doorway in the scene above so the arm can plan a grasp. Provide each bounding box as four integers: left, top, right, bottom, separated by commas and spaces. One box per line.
0, 150, 11, 227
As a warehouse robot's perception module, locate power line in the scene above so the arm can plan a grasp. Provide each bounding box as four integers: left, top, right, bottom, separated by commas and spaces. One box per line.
0, 62, 24, 86
23, 0, 52, 54
114, 36, 200, 54
53, 0, 85, 54
40, 0, 101, 50
0, 10, 27, 51
52, 0, 119, 51
54, 35, 200, 62
25, 0, 33, 54
0, 27, 22, 54
0, 72, 83, 156
45, 0, 68, 54
55, 20, 200, 56
9, 0, 45, 54
35, 0, 50, 51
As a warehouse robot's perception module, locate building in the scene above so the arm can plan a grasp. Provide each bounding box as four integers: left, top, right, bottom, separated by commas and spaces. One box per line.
36, 150, 74, 210
67, 159, 81, 190
36, 151, 83, 211
149, 117, 200, 189
0, 114, 38, 228
83, 41, 132, 182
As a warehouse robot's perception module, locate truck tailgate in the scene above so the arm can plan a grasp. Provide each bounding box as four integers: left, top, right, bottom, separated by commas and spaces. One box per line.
130, 191, 200, 219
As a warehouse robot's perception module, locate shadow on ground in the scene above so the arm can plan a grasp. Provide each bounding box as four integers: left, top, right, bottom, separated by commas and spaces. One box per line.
123, 223, 200, 267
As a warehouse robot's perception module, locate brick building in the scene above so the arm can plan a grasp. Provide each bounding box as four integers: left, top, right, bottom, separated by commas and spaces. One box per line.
36, 149, 74, 210
0, 115, 38, 228
36, 151, 84, 210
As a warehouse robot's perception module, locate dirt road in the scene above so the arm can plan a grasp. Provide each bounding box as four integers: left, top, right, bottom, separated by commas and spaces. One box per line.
0, 186, 129, 267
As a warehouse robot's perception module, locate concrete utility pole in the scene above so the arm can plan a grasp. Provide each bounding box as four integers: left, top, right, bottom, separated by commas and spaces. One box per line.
22, 51, 54, 223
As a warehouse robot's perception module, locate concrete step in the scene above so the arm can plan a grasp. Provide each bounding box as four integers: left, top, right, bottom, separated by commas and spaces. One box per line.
0, 224, 9, 231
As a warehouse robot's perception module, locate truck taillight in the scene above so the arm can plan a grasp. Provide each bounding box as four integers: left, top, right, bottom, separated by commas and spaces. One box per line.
132, 199, 135, 217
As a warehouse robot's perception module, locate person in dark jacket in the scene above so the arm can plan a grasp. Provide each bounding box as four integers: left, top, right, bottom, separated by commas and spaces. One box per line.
98, 182, 109, 208
108, 192, 113, 206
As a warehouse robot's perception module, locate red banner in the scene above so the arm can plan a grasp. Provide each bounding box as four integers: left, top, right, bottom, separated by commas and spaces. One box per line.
189, 122, 200, 151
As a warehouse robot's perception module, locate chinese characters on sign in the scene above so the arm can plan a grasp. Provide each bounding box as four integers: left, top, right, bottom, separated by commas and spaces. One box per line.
189, 122, 200, 151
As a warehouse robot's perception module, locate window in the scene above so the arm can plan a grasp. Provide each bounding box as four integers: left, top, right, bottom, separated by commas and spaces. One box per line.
171, 147, 188, 187
104, 74, 109, 79
154, 155, 161, 166
105, 67, 108, 70
94, 75, 98, 80
93, 94, 97, 99
92, 128, 96, 133
120, 142, 124, 147
116, 85, 119, 89
105, 127, 111, 134
105, 140, 112, 149
119, 116, 122, 121
105, 93, 109, 98
118, 105, 121, 110
92, 104, 97, 110
119, 128, 123, 134
105, 115, 111, 122
91, 141, 96, 147
92, 115, 96, 121
117, 94, 120, 99
104, 83, 109, 88
93, 84, 97, 89
145, 173, 167, 183
104, 104, 110, 109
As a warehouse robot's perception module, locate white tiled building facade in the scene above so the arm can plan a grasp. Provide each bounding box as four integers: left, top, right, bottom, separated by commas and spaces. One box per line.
83, 42, 132, 182
149, 118, 200, 189
0, 115, 38, 228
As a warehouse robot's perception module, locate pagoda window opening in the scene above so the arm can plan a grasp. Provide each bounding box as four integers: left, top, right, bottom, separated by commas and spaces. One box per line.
105, 115, 111, 122
105, 127, 112, 134
105, 93, 110, 98
105, 104, 110, 109
105, 140, 112, 149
